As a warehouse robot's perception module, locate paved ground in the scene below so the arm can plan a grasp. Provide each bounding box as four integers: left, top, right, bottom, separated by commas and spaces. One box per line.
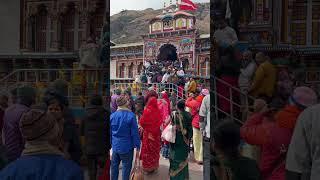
119, 150, 203, 180
84, 152, 203, 180
126, 156, 203, 180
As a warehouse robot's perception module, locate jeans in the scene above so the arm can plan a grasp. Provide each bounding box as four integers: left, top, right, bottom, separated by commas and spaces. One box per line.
111, 150, 134, 180
203, 138, 213, 180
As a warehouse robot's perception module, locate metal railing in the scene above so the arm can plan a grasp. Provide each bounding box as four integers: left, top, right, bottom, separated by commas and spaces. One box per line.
110, 83, 188, 100
212, 76, 256, 124
0, 69, 109, 107
0, 69, 254, 122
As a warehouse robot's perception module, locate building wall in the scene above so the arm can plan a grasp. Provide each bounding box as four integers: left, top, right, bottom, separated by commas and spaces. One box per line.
0, 0, 20, 54
110, 60, 117, 79
21, 0, 105, 52
110, 41, 210, 79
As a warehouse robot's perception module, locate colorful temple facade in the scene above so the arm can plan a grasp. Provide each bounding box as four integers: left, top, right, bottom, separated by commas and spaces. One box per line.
0, 0, 106, 80
110, 5, 210, 79
215, 0, 320, 83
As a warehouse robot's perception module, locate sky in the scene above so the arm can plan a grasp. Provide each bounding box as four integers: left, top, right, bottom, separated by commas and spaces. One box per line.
110, 0, 210, 15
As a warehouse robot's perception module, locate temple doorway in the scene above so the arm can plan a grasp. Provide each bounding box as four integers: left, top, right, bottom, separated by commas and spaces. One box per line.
157, 44, 178, 65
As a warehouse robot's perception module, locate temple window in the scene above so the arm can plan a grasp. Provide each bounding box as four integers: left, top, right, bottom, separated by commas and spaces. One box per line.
119, 63, 125, 78
128, 63, 134, 78
200, 58, 209, 76
34, 5, 48, 52
61, 3, 76, 51
91, 3, 105, 39
290, 1, 307, 45
137, 62, 143, 74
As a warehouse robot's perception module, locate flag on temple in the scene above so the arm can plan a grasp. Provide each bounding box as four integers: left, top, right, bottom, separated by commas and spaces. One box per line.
179, 0, 197, 11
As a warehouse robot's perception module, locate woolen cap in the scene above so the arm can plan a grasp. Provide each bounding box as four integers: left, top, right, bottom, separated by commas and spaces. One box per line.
116, 96, 127, 107
19, 109, 58, 141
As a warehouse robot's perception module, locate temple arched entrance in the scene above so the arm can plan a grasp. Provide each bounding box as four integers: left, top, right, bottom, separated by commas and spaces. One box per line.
157, 44, 178, 64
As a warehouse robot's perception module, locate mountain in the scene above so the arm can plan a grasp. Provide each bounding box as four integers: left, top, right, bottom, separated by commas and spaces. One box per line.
110, 3, 210, 44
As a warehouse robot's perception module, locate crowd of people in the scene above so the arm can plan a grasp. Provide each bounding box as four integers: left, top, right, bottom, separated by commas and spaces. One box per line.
110, 78, 210, 179
138, 58, 189, 84
0, 80, 111, 180
211, 16, 320, 180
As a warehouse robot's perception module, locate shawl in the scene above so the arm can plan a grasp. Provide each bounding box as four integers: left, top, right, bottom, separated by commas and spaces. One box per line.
161, 92, 171, 113
144, 90, 158, 104
140, 97, 162, 133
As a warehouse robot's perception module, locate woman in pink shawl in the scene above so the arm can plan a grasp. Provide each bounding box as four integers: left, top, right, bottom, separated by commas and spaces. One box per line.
159, 91, 171, 158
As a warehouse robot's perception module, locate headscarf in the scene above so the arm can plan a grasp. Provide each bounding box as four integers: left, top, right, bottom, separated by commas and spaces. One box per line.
290, 86, 317, 108
276, 86, 318, 130
144, 90, 158, 104
161, 91, 171, 113
140, 97, 162, 132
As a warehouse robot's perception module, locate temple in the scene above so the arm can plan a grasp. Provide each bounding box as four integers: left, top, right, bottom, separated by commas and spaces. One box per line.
110, 3, 210, 79
211, 0, 320, 83
0, 0, 106, 79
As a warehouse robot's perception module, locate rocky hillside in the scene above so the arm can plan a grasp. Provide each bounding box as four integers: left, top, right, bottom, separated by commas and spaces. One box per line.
111, 3, 210, 44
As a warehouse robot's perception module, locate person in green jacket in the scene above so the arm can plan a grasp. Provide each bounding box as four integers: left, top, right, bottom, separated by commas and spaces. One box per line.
212, 120, 261, 180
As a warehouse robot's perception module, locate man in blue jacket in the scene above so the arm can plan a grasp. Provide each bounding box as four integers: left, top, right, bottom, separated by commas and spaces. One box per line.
110, 95, 140, 180
0, 109, 83, 180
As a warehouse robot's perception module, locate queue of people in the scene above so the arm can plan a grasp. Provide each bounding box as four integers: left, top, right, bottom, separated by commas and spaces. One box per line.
110, 83, 210, 180
0, 79, 114, 180
212, 17, 320, 180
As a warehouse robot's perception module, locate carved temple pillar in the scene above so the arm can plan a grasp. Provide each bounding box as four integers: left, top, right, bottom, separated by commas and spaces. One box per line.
80, 11, 89, 41
49, 11, 61, 51
22, 16, 34, 52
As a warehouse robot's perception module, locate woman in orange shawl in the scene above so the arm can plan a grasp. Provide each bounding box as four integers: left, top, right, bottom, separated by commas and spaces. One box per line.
139, 97, 162, 173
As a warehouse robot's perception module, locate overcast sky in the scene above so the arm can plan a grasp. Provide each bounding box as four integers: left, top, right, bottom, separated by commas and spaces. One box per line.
110, 0, 210, 15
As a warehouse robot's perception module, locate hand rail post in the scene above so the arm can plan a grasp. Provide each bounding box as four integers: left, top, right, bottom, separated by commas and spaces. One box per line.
214, 77, 219, 123
230, 86, 233, 121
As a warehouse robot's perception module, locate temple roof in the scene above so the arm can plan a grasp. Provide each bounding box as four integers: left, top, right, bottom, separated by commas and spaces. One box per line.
248, 44, 320, 55
155, 10, 194, 18
150, 10, 195, 23
0, 52, 78, 59
111, 42, 144, 49
111, 33, 210, 49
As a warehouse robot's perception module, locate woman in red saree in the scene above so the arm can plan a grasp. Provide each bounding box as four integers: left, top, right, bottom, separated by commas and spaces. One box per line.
139, 97, 162, 173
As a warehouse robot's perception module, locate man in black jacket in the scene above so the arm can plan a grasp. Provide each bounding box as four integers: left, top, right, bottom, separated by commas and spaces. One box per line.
82, 95, 110, 180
